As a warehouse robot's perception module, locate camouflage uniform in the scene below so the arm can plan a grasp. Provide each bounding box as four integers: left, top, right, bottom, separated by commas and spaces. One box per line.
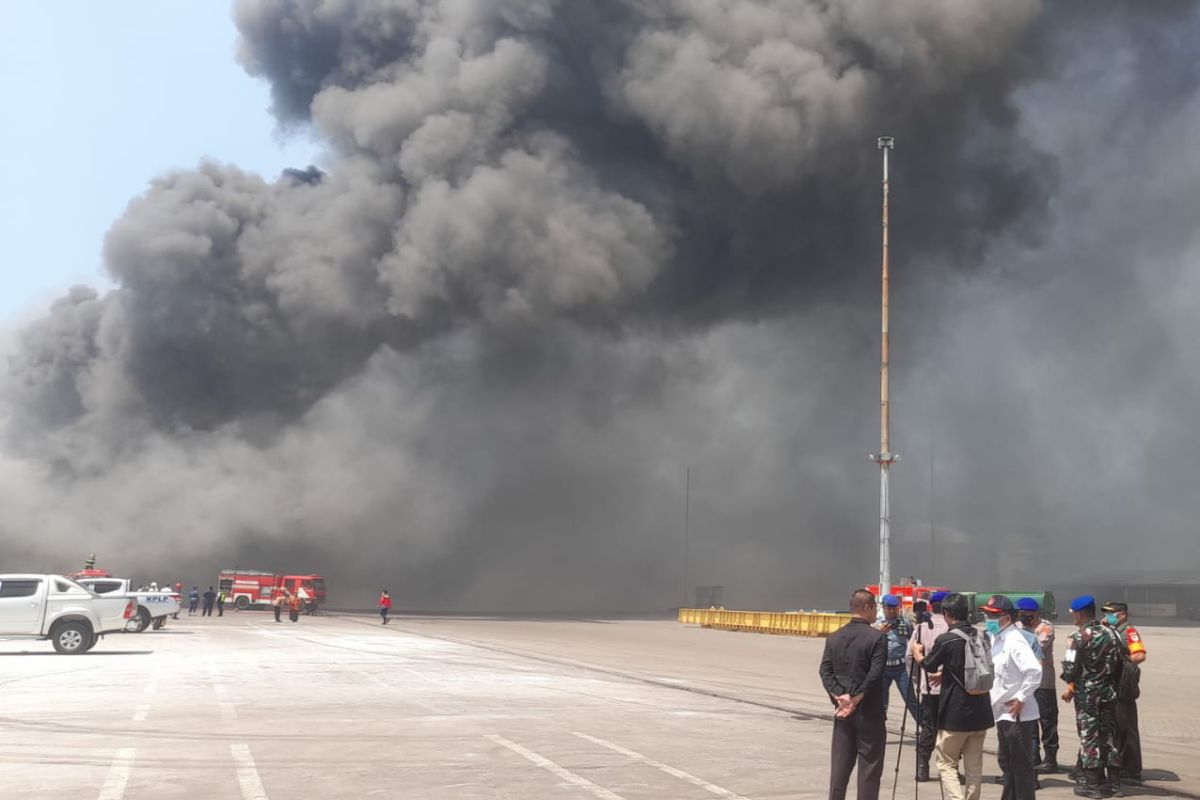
1061, 620, 1125, 770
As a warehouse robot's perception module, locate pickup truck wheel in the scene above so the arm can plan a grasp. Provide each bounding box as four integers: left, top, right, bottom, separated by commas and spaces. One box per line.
126, 607, 151, 633
52, 622, 93, 654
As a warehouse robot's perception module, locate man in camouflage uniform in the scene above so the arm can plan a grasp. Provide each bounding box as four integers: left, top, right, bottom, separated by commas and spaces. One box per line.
1061, 595, 1126, 798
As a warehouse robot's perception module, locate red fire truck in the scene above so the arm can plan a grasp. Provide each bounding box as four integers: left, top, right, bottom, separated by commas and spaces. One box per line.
218, 569, 327, 612
866, 581, 950, 613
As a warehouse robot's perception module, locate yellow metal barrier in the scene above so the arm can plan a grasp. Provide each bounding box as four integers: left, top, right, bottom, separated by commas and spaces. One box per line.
678, 608, 853, 638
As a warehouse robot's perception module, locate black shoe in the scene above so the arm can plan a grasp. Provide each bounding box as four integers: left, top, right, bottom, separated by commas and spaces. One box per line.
916, 762, 931, 783
1108, 768, 1124, 797
1036, 760, 1059, 775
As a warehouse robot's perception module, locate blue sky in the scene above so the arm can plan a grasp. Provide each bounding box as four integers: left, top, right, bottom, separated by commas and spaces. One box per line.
0, 2, 319, 322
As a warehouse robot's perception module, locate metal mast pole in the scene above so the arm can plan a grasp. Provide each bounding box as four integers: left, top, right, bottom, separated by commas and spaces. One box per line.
872, 136, 898, 599
683, 467, 691, 608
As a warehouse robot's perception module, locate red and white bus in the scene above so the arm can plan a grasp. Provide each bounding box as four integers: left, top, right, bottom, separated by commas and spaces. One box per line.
218, 569, 327, 612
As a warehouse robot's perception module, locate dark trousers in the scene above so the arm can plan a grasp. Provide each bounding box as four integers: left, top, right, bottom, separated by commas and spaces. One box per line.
380, 607, 390, 624
1033, 687, 1059, 762
217, 602, 225, 617
916, 694, 939, 764
202, 602, 214, 617
1116, 699, 1141, 775
274, 605, 282, 622
997, 720, 1038, 800
829, 710, 885, 800
289, 608, 300, 622
188, 600, 198, 614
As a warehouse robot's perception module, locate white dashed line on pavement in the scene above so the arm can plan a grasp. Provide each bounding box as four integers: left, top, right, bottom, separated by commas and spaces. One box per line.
97, 747, 136, 800
572, 732, 753, 799
486, 734, 628, 800
230, 743, 269, 800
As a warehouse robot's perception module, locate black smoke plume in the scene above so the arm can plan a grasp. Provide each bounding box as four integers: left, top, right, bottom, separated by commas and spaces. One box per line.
2, 1, 1197, 609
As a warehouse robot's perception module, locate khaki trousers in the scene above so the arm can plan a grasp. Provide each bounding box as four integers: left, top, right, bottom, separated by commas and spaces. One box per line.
935, 728, 987, 800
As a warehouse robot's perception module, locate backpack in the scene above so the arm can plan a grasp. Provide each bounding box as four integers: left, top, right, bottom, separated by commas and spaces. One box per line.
950, 628, 995, 695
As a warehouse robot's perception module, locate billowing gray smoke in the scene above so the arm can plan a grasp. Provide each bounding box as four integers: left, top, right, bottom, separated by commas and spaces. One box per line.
3, 1, 1197, 609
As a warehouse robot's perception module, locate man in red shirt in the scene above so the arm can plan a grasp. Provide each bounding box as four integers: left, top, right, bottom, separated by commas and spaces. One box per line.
379, 590, 393, 625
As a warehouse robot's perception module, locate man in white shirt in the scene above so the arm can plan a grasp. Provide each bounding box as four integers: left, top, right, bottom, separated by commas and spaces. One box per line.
981, 595, 1042, 800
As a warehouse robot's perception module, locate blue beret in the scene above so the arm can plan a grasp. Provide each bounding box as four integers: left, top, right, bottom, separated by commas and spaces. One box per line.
1069, 594, 1096, 612
930, 591, 949, 603
882, 594, 901, 607
1016, 597, 1040, 612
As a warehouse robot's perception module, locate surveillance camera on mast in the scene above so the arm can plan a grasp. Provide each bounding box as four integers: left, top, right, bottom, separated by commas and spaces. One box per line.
877, 136, 894, 150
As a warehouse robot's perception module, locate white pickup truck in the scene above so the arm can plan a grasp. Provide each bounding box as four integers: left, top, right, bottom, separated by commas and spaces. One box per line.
75, 577, 181, 633
0, 574, 135, 653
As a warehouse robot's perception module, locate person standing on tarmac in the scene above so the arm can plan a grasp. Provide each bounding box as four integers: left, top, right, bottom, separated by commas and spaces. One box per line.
1017, 598, 1059, 775
379, 590, 393, 625
912, 592, 994, 800
273, 589, 289, 623
1102, 601, 1145, 784
201, 586, 217, 617
876, 594, 920, 723
908, 591, 951, 782
216, 590, 227, 617
819, 589, 887, 800
188, 586, 200, 616
288, 590, 303, 622
1062, 595, 1125, 798
981, 595, 1042, 800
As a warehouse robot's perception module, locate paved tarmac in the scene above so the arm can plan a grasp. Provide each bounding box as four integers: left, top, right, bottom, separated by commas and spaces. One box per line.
0, 613, 1193, 798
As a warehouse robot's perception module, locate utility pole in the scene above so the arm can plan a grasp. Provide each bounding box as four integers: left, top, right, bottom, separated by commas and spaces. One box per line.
870, 136, 899, 599
683, 467, 691, 609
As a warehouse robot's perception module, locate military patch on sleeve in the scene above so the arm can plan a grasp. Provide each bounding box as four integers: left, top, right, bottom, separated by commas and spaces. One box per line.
1128, 628, 1141, 644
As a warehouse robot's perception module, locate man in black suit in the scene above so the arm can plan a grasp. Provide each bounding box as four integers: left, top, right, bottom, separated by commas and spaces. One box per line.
820, 589, 888, 800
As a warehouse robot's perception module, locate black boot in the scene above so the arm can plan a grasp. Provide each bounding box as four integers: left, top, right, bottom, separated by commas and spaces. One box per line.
1036, 752, 1059, 774
1108, 768, 1124, 798
916, 761, 931, 782
1074, 768, 1108, 799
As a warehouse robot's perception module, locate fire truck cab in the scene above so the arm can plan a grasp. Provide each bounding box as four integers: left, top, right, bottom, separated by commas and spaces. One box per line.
218, 570, 327, 611
866, 581, 950, 615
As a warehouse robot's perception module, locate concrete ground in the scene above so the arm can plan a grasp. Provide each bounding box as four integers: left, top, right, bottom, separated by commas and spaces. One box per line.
0, 614, 1193, 799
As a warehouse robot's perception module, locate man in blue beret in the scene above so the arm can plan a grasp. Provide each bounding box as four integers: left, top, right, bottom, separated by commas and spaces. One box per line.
1062, 595, 1124, 798
1017, 597, 1059, 775
876, 594, 919, 724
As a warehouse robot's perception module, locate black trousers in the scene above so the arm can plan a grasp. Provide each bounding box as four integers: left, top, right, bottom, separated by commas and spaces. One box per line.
202, 602, 214, 617
1116, 699, 1141, 775
274, 605, 282, 622
996, 720, 1038, 800
829, 709, 885, 800
916, 694, 939, 764
1033, 687, 1059, 761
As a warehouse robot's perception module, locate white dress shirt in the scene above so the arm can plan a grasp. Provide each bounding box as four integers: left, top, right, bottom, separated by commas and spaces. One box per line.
989, 623, 1042, 722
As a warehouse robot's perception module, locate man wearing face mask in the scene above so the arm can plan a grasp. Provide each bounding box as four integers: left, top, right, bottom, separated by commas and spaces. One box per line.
1017, 598, 1059, 775
1062, 595, 1125, 798
982, 595, 1042, 800
1102, 601, 1145, 783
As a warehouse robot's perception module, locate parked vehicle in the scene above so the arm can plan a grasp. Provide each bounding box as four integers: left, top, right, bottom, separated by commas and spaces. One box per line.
0, 574, 135, 653
218, 569, 327, 612
74, 575, 181, 632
